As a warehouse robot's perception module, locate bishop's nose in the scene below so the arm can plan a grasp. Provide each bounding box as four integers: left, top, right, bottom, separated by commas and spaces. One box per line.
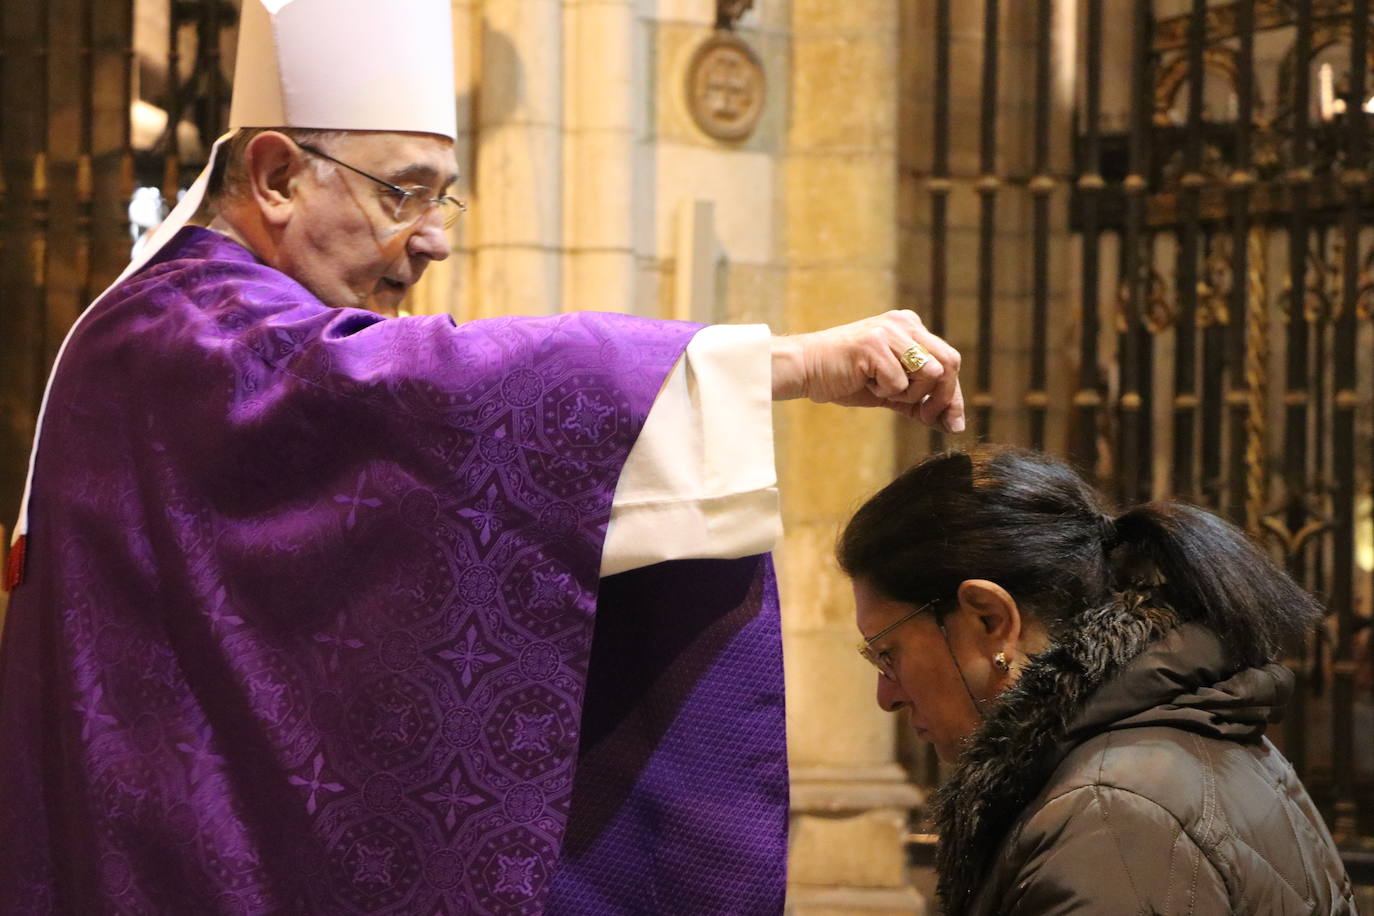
407, 213, 451, 262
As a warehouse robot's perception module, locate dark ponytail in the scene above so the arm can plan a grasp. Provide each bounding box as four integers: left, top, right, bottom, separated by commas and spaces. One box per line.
1108, 501, 1319, 667
837, 447, 1320, 669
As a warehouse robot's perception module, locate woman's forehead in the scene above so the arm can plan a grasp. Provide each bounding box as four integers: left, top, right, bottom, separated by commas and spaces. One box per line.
852, 579, 914, 627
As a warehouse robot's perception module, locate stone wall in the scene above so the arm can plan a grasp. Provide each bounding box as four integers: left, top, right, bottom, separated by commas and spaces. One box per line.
780, 0, 927, 912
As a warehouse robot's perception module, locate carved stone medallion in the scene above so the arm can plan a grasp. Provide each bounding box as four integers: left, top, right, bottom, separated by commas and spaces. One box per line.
686, 32, 767, 142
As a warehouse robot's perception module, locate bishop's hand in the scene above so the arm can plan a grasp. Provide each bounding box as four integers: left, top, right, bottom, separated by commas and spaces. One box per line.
770, 309, 965, 433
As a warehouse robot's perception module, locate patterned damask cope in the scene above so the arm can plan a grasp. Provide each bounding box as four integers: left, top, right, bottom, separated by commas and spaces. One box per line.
0, 228, 788, 914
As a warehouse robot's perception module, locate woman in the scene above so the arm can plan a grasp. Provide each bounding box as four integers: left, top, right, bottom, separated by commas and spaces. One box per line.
838, 448, 1356, 915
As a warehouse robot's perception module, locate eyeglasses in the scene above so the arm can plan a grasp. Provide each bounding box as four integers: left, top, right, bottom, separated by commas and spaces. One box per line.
295, 142, 467, 228
857, 599, 939, 680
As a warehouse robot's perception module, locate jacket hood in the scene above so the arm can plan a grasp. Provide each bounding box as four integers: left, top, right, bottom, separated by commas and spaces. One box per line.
931, 599, 1292, 915
1055, 622, 1292, 763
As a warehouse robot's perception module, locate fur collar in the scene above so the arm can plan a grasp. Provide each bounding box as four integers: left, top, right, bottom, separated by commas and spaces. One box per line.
931, 597, 1183, 914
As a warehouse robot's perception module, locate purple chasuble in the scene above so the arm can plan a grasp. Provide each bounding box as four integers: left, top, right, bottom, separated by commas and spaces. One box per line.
0, 228, 788, 914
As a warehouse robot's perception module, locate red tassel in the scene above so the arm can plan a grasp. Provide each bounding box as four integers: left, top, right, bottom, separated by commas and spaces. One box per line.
3, 534, 26, 592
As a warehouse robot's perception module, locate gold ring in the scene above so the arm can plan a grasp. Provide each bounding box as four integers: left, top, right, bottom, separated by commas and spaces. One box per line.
899, 343, 931, 377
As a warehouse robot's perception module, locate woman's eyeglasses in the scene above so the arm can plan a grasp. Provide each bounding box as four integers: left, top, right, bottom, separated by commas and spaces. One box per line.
856, 599, 938, 679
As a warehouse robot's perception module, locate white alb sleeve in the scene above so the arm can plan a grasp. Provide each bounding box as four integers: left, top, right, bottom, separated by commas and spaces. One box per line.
600, 324, 780, 577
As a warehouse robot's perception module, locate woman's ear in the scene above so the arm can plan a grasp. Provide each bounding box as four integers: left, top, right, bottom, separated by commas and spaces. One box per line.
954, 579, 1022, 649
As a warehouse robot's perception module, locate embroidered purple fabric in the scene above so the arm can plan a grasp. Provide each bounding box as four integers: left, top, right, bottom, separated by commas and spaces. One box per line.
0, 227, 788, 914
548, 557, 788, 913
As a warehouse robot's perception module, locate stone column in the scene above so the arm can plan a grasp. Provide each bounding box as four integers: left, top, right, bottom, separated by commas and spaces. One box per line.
780, 0, 925, 912
471, 0, 564, 318
562, 0, 640, 316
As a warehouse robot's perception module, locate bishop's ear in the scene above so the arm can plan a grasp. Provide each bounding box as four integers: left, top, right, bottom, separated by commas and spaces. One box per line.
244, 131, 304, 224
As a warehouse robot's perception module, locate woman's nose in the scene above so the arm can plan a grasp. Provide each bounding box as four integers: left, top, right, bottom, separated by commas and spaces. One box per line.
876, 673, 905, 712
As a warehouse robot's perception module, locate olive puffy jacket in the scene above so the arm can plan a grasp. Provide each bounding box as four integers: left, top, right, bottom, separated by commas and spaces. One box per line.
933, 612, 1357, 915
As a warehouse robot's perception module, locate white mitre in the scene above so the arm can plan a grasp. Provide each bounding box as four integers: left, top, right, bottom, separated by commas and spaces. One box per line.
10, 0, 457, 551
230, 0, 457, 138
137, 0, 458, 280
